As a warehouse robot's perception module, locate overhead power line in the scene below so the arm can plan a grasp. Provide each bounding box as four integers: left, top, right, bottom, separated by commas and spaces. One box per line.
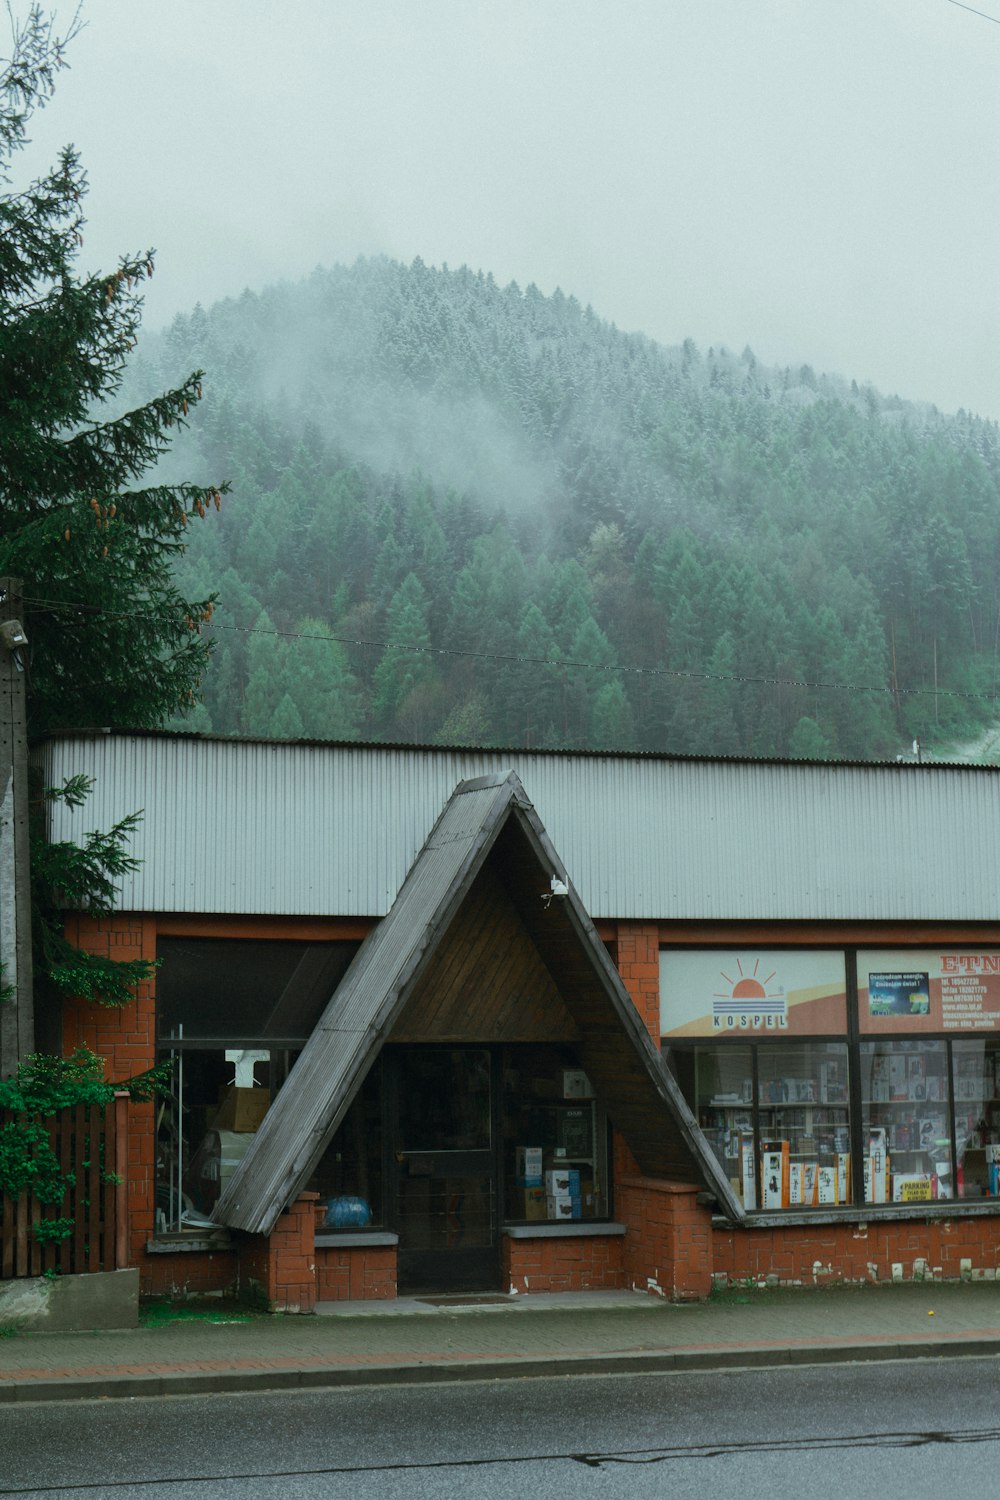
946, 0, 1000, 24
22, 592, 1000, 707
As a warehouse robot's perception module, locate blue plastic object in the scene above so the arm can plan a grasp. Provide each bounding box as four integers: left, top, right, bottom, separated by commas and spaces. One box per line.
323, 1195, 372, 1229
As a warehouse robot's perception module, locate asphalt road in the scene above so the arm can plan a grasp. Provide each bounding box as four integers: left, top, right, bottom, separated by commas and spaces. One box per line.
5, 1356, 1000, 1499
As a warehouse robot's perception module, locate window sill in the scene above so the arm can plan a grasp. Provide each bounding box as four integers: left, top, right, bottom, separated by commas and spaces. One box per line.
715, 1200, 1000, 1229
146, 1233, 233, 1254
503, 1221, 626, 1239
315, 1231, 399, 1248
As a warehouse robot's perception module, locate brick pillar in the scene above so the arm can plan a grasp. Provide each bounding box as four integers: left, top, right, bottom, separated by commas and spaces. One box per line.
615, 921, 660, 1041
617, 1177, 713, 1300
237, 1192, 319, 1313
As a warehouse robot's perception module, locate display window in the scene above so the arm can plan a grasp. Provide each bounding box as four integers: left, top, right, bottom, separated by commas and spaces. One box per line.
309, 1067, 384, 1228
676, 1041, 851, 1211
154, 937, 359, 1235
666, 945, 1000, 1217
501, 1044, 609, 1223
951, 1038, 1000, 1199
860, 1040, 953, 1203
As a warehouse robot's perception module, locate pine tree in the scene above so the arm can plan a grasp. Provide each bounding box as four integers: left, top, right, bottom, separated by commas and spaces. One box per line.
0, 9, 224, 1015
0, 8, 225, 736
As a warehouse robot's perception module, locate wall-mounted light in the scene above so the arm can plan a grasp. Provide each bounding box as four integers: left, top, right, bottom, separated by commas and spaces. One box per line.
0, 619, 29, 673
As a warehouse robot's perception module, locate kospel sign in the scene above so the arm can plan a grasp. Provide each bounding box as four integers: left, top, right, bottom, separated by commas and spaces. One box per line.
660, 950, 848, 1038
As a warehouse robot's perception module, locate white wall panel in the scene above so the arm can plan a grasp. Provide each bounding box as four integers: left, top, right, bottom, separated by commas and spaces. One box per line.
39, 734, 1000, 922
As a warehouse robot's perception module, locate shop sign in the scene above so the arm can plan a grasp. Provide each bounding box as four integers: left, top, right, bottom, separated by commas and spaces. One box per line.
659, 950, 848, 1038
859, 951, 1000, 1034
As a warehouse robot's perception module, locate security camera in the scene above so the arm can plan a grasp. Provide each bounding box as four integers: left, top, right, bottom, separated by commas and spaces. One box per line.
542, 875, 569, 908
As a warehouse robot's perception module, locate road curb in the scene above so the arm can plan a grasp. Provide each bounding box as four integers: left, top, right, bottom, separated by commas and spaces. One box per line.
4, 1335, 1000, 1402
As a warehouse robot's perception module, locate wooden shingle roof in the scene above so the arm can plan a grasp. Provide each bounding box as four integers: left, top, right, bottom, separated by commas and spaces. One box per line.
213, 771, 743, 1234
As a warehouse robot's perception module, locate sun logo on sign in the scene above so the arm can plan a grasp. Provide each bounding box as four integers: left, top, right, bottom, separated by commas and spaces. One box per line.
713, 957, 786, 1017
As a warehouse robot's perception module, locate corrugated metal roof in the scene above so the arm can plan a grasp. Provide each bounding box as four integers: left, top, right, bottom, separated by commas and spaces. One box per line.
214, 771, 740, 1234
38, 732, 1000, 921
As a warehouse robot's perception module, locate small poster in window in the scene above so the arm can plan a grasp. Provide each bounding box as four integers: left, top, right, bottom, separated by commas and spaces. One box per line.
868, 972, 931, 1019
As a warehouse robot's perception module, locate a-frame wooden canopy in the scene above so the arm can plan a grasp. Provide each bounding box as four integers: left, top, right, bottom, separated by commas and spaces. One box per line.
213, 772, 744, 1234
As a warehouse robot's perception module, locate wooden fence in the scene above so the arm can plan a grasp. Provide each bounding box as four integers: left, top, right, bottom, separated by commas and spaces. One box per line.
0, 1092, 129, 1279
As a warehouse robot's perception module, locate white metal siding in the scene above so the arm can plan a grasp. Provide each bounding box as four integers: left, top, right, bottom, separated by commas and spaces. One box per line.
39, 735, 1000, 922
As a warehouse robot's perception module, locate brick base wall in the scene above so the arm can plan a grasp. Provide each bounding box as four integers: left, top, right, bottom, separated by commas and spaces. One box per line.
142, 1249, 238, 1298
714, 1216, 1000, 1286
502, 1233, 626, 1294
235, 1194, 319, 1312
616, 1177, 713, 1299
315, 1245, 397, 1300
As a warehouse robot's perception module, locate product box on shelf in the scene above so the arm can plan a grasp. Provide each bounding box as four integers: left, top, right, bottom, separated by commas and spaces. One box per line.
546, 1194, 576, 1221
516, 1186, 547, 1220
739, 1133, 757, 1211
516, 1146, 543, 1182
761, 1141, 789, 1209
213, 1086, 270, 1133
544, 1168, 581, 1196
561, 1069, 593, 1099
816, 1165, 838, 1205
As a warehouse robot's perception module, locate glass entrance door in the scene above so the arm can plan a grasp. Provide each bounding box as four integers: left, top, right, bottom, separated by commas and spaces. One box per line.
390, 1048, 499, 1293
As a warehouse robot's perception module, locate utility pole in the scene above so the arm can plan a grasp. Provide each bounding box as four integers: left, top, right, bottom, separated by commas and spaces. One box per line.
0, 576, 34, 1077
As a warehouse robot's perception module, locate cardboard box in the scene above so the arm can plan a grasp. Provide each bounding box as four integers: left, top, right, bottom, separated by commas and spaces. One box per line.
544, 1168, 580, 1195
213, 1085, 270, 1133
561, 1069, 593, 1099
516, 1186, 547, 1220
516, 1146, 543, 1179
546, 1194, 575, 1220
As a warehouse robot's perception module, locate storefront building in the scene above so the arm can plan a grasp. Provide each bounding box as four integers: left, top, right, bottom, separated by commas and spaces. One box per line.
38, 732, 1000, 1305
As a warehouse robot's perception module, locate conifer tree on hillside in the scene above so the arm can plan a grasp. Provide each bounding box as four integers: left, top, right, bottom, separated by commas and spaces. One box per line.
0, 7, 223, 737
0, 7, 224, 1017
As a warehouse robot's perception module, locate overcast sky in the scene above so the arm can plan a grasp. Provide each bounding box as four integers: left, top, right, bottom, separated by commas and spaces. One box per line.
13, 0, 1000, 418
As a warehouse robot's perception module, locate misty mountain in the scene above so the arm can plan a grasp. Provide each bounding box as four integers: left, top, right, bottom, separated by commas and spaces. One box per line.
129, 255, 1000, 759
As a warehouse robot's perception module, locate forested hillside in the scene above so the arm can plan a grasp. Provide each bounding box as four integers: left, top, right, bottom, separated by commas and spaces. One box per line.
131, 256, 1000, 759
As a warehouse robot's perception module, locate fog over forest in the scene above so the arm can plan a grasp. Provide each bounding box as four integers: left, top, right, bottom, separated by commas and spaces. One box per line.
133, 256, 1000, 763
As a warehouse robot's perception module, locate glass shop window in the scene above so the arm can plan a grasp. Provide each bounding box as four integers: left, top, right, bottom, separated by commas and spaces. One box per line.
310, 1066, 384, 1229
952, 1038, 1000, 1200
860, 1040, 953, 1204
757, 1042, 852, 1209
688, 1046, 754, 1209
676, 1040, 852, 1211
154, 937, 359, 1235
501, 1044, 608, 1222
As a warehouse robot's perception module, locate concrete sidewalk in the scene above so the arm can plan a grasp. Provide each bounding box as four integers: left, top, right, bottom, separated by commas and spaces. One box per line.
2, 1281, 1000, 1403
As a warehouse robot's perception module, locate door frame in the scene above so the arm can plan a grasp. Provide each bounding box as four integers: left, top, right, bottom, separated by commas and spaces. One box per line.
384, 1045, 504, 1294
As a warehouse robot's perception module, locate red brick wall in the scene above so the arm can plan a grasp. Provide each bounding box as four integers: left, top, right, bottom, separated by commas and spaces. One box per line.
714, 1216, 1000, 1285
614, 922, 660, 1041
315, 1245, 397, 1300
617, 1176, 713, 1299
143, 1249, 238, 1298
502, 1233, 626, 1294
235, 1194, 319, 1312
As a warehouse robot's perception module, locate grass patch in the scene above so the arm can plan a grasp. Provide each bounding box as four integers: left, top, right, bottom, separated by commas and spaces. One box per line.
139, 1297, 256, 1329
